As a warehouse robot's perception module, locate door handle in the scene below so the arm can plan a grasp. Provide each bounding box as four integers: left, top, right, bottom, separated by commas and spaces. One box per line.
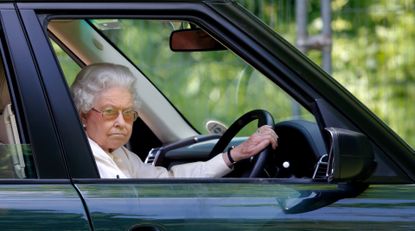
129, 224, 165, 231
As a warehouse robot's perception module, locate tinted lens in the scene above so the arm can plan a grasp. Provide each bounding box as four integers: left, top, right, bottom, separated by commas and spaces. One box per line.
122, 110, 138, 122
101, 108, 119, 120
94, 107, 138, 122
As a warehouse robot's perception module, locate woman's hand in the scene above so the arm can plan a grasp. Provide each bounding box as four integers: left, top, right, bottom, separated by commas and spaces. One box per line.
225, 125, 278, 164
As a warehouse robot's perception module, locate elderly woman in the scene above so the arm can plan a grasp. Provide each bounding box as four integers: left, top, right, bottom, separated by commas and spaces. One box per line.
71, 63, 278, 178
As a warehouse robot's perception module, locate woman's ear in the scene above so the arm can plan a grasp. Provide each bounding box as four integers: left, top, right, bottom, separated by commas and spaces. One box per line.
80, 113, 87, 128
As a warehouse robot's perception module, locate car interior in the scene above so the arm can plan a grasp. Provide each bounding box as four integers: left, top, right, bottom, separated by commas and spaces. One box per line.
0, 60, 26, 179
46, 18, 334, 180
0, 12, 378, 184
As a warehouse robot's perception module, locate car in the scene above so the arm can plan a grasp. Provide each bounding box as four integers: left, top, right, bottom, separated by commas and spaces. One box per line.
0, 0, 414, 230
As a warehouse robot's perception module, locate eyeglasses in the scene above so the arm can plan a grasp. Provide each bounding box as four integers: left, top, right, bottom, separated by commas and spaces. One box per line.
91, 107, 139, 123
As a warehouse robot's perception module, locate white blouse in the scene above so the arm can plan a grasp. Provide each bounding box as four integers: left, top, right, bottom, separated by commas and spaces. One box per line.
89, 138, 232, 179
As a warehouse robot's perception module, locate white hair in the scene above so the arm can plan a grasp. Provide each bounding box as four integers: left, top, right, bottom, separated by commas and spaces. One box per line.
71, 63, 139, 114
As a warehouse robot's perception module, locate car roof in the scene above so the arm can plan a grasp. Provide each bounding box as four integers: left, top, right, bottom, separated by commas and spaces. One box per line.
0, 0, 213, 2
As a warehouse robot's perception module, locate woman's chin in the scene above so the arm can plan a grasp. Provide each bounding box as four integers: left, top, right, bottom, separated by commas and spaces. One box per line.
107, 137, 128, 149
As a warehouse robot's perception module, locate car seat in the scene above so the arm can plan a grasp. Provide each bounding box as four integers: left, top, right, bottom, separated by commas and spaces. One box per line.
0, 70, 26, 178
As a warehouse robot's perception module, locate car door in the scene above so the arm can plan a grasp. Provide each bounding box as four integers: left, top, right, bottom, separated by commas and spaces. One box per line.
0, 3, 91, 230
15, 1, 415, 230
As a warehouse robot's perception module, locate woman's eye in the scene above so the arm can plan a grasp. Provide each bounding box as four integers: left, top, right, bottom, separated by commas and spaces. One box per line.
103, 108, 116, 115
123, 110, 134, 115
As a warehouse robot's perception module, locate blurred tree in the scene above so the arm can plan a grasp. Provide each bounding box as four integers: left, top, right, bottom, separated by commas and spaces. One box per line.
239, 0, 415, 148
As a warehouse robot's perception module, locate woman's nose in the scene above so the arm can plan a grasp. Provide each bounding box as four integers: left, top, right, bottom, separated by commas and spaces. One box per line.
114, 111, 127, 126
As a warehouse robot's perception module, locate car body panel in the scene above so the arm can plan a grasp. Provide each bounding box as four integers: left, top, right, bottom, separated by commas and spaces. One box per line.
76, 181, 415, 230
76, 181, 334, 230
0, 182, 90, 230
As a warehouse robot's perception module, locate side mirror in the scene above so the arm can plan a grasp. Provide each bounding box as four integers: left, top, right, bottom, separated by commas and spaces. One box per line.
325, 127, 376, 182
170, 28, 225, 52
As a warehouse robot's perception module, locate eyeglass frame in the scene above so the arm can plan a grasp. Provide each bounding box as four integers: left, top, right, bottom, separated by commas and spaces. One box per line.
91, 107, 139, 122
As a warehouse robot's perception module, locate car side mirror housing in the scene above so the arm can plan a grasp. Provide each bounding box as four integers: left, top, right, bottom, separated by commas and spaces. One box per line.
170, 28, 225, 52
325, 127, 376, 183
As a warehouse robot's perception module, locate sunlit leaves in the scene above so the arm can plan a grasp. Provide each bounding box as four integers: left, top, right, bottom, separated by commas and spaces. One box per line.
240, 0, 415, 148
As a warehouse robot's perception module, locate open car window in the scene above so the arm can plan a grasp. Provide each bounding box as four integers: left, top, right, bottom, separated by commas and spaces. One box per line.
51, 19, 314, 134
48, 17, 378, 182
89, 19, 315, 136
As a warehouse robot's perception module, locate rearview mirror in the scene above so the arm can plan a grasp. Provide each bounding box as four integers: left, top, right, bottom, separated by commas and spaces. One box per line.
325, 127, 376, 182
170, 28, 225, 51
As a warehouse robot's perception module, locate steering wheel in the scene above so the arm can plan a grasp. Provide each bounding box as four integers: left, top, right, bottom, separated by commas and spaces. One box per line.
209, 109, 275, 178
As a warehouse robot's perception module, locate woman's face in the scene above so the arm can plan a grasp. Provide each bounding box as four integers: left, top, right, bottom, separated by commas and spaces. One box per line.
82, 86, 135, 152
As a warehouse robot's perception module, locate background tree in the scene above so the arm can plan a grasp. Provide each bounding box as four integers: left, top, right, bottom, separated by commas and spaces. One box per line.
239, 0, 415, 148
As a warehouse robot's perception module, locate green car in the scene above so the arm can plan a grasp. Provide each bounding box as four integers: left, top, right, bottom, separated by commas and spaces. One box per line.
0, 0, 413, 230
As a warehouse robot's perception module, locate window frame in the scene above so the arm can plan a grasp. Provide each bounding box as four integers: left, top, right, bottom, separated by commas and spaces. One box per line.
32, 3, 322, 181
13, 1, 415, 183
0, 5, 71, 179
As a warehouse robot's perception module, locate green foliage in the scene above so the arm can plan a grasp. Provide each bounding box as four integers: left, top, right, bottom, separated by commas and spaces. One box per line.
51, 41, 81, 86
239, 0, 415, 148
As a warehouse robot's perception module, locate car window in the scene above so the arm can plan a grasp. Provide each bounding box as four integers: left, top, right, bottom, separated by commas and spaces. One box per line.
90, 19, 314, 135
51, 40, 81, 86
51, 18, 315, 136
49, 18, 327, 180
0, 57, 35, 179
